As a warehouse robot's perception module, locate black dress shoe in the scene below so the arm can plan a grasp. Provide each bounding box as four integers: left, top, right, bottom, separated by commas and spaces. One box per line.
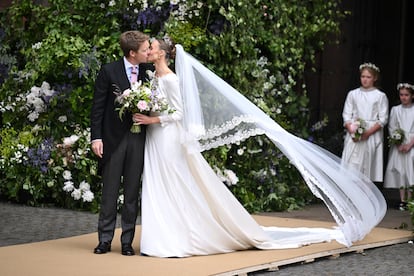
121, 244, 135, 256
94, 242, 111, 254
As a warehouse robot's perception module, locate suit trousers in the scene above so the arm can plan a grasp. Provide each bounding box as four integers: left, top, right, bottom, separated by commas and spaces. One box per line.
98, 130, 145, 245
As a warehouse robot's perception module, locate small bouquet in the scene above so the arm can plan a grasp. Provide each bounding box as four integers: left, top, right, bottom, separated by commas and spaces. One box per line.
114, 79, 173, 133
349, 118, 366, 140
388, 128, 405, 147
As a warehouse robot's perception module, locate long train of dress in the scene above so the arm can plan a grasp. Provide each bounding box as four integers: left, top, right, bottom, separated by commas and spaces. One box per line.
139, 46, 386, 257
140, 110, 344, 257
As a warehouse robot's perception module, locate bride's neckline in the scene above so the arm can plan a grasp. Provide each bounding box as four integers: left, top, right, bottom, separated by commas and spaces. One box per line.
156, 71, 174, 78
154, 63, 173, 78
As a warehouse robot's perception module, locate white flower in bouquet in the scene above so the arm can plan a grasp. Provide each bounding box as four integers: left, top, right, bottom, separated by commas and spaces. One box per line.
114, 81, 153, 133
388, 128, 405, 147
350, 118, 366, 140
113, 75, 174, 133
149, 92, 172, 113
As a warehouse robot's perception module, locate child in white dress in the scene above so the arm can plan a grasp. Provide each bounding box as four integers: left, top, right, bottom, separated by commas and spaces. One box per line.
384, 83, 414, 210
341, 63, 389, 182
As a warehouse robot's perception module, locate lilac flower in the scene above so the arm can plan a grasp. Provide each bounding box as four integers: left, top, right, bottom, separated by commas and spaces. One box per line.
208, 17, 230, 35
136, 4, 174, 29
24, 138, 53, 172
78, 48, 101, 79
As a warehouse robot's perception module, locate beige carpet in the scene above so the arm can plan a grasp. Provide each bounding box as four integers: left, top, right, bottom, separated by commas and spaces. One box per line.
0, 216, 412, 276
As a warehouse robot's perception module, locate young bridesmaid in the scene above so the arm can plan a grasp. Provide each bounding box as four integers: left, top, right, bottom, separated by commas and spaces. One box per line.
341, 62, 389, 182
384, 83, 414, 210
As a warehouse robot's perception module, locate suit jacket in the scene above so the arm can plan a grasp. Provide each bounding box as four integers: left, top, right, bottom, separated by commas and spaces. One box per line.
90, 59, 153, 170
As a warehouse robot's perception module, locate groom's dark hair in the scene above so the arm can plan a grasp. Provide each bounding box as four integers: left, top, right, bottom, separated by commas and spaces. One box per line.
120, 31, 149, 57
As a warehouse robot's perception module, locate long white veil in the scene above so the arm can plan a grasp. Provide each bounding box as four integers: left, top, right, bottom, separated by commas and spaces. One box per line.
174, 44, 386, 246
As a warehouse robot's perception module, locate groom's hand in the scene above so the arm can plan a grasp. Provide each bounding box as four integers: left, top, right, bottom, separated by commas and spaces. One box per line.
91, 140, 104, 158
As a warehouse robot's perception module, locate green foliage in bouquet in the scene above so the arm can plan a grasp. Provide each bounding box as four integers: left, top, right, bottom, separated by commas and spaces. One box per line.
1, 0, 345, 213
388, 128, 405, 147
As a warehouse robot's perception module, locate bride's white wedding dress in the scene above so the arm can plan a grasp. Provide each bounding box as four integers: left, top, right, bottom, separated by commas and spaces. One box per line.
140, 74, 342, 257
139, 45, 386, 257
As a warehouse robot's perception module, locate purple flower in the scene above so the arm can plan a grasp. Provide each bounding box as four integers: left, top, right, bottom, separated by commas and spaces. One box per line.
25, 138, 54, 173
136, 4, 174, 30
208, 17, 229, 35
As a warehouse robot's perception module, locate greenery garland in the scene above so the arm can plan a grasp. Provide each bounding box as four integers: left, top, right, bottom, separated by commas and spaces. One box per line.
0, 0, 345, 213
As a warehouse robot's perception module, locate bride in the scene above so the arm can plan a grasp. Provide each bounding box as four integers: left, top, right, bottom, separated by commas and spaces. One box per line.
133, 38, 386, 257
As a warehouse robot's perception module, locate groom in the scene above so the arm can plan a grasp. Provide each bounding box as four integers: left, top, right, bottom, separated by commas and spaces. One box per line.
90, 31, 152, 256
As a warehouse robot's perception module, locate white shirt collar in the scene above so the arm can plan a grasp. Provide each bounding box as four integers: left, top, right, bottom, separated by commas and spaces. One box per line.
123, 57, 138, 72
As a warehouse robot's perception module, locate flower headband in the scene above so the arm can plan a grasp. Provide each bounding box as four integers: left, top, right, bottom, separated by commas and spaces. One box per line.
162, 34, 173, 48
150, 35, 173, 49
359, 62, 380, 73
397, 83, 414, 90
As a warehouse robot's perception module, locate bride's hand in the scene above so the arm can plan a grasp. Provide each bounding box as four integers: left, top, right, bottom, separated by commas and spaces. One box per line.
133, 113, 160, 125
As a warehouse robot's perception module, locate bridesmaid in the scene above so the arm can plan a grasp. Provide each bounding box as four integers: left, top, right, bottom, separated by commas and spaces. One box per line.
384, 83, 414, 210
341, 62, 389, 183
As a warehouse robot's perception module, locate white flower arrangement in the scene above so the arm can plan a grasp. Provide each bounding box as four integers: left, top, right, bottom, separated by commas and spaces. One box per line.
63, 170, 72, 180
388, 128, 405, 147
359, 62, 380, 73
349, 118, 366, 140
63, 179, 94, 202
63, 181, 74, 192
396, 83, 414, 90
215, 166, 239, 186
58, 115, 67, 122
113, 75, 174, 133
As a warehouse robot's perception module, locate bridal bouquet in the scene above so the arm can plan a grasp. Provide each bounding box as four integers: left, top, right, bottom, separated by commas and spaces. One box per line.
388, 128, 405, 147
114, 80, 172, 133
349, 118, 366, 140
